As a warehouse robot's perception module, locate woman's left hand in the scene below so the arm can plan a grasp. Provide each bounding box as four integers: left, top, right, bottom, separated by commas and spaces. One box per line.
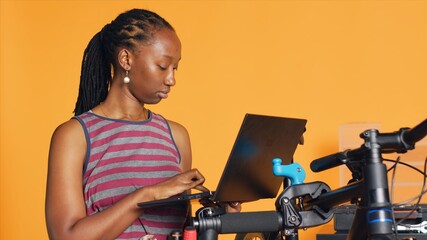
225, 202, 242, 213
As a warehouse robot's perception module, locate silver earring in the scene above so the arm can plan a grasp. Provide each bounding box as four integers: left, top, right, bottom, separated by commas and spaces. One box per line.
123, 70, 130, 83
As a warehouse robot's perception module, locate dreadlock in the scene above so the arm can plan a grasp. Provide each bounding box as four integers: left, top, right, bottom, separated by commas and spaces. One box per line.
73, 9, 174, 115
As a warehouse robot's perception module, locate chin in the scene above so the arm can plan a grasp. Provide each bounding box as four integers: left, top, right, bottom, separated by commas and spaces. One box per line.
145, 98, 162, 105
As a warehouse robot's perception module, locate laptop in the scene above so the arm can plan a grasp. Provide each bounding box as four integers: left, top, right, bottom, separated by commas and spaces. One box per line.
137, 113, 307, 208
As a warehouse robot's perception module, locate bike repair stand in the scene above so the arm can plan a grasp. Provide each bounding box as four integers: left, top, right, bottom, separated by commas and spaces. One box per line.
193, 158, 333, 240
272, 158, 306, 240
272, 158, 333, 240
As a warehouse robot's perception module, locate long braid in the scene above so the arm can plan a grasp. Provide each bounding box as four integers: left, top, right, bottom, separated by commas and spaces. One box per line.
73, 9, 174, 115
74, 31, 110, 115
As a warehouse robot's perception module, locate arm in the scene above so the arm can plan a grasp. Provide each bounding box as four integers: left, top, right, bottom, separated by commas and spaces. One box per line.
167, 120, 206, 192
45, 119, 205, 240
168, 120, 201, 225
168, 120, 192, 172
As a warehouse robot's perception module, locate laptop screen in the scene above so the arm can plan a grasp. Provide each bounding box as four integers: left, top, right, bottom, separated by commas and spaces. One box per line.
211, 114, 307, 202
137, 113, 307, 208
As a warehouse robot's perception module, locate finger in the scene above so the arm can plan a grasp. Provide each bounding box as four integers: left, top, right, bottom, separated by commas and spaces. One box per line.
226, 202, 242, 213
189, 168, 205, 181
187, 169, 205, 187
194, 185, 209, 192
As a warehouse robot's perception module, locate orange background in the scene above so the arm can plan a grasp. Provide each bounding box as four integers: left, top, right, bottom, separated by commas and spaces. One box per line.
1, 1, 426, 239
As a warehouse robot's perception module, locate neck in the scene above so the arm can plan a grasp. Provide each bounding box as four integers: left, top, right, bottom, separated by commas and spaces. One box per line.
99, 100, 148, 121
97, 79, 151, 121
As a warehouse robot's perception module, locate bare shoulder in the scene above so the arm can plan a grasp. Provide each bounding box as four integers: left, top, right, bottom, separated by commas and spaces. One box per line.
50, 118, 85, 146
167, 119, 191, 147
53, 118, 83, 134
49, 118, 87, 167
167, 120, 189, 137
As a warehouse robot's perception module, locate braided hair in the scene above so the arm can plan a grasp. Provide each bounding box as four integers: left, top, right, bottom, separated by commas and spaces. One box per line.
73, 9, 174, 115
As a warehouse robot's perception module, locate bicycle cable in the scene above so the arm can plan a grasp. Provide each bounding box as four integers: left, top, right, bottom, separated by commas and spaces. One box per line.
386, 156, 427, 236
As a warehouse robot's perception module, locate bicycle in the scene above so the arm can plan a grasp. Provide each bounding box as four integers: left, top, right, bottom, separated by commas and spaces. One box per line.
192, 118, 427, 240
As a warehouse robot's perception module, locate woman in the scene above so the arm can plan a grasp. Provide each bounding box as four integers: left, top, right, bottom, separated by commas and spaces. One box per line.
45, 9, 239, 240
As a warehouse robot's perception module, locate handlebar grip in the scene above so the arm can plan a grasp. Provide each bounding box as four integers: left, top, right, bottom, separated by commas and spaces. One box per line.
220, 211, 282, 233
310, 152, 347, 172
403, 118, 427, 146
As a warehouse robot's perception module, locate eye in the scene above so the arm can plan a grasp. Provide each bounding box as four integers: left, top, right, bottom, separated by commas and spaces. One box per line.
158, 65, 167, 71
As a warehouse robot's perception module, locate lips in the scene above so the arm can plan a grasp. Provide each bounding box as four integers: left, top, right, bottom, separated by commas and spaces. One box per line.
158, 90, 170, 99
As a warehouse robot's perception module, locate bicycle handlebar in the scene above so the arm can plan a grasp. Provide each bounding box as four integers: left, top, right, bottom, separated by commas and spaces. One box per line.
194, 211, 282, 240
310, 148, 364, 172
220, 211, 282, 233
404, 118, 427, 146
310, 118, 427, 173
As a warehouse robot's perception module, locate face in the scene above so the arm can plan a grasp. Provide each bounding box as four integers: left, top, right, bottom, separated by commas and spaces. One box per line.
127, 28, 181, 104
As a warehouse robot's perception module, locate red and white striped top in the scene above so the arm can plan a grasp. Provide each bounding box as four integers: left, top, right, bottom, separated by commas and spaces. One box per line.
74, 111, 188, 240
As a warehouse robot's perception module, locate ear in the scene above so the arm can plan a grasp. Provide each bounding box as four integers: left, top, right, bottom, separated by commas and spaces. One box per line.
117, 48, 132, 70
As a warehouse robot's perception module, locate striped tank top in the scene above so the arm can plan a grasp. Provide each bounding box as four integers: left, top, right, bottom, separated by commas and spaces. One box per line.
74, 111, 189, 240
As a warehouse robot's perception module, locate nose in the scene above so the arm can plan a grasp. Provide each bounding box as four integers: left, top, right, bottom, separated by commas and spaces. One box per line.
165, 71, 176, 86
